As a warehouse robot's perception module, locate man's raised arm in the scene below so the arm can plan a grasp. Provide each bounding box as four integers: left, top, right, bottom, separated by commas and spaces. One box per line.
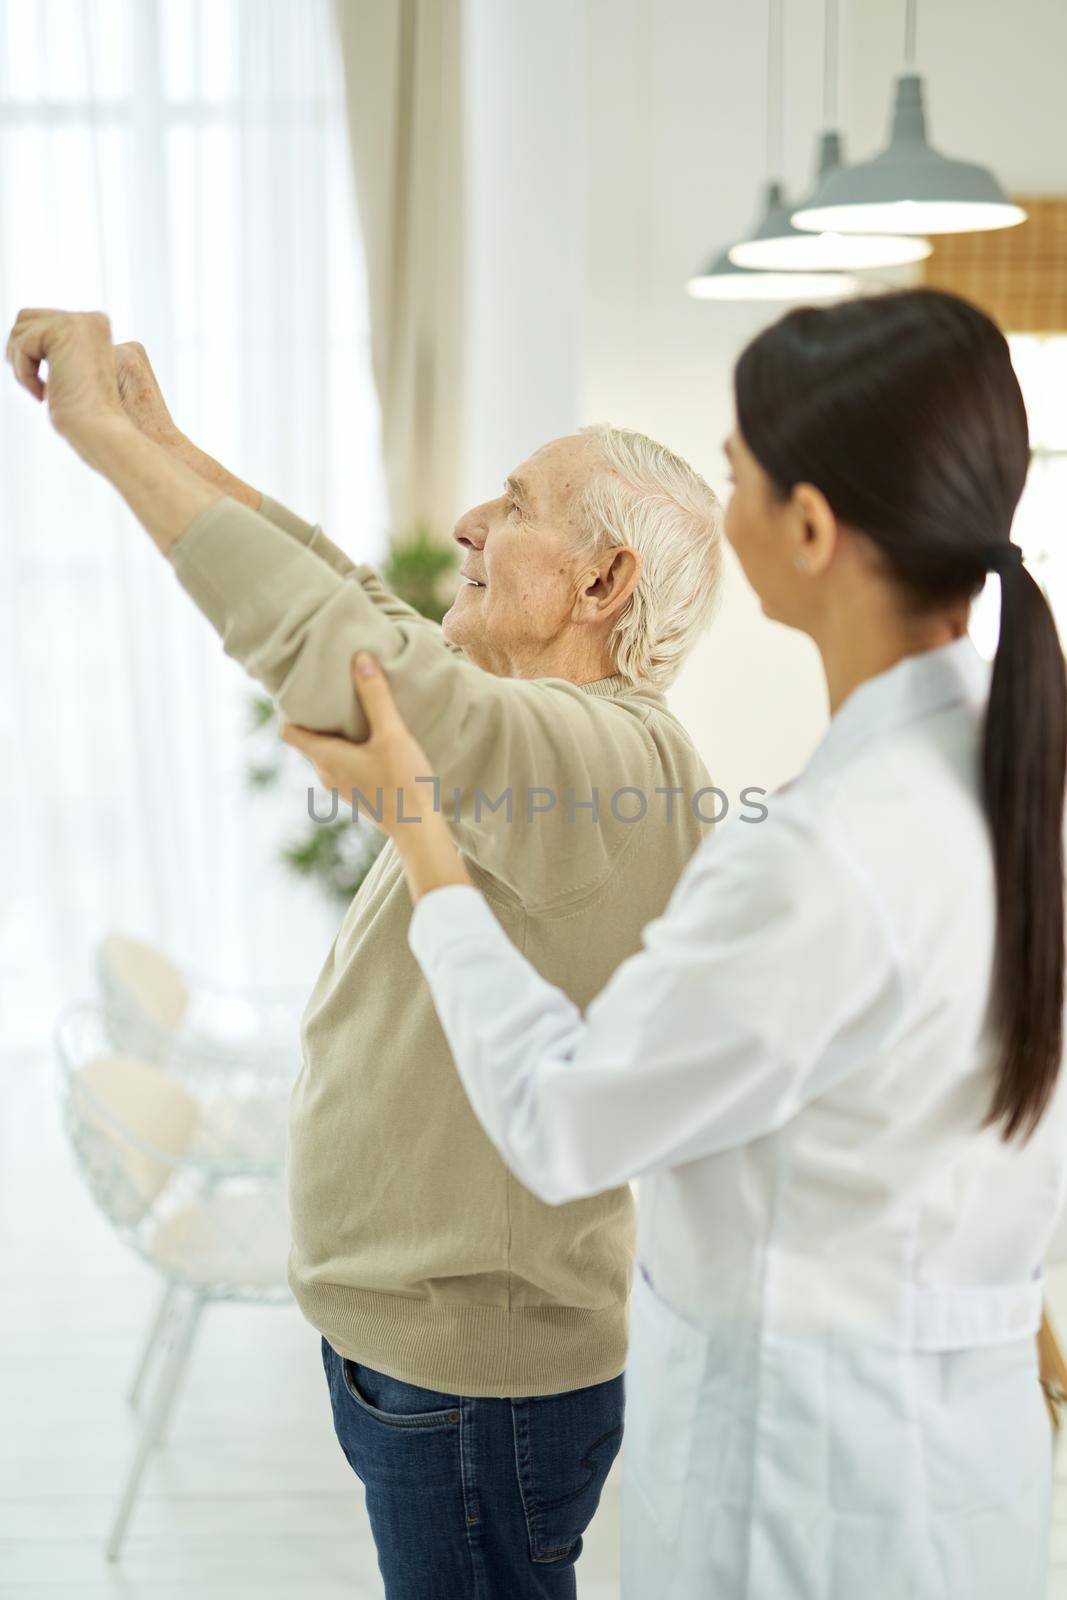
5, 310, 654, 906
113, 338, 373, 582
164, 488, 467, 739
112, 338, 459, 641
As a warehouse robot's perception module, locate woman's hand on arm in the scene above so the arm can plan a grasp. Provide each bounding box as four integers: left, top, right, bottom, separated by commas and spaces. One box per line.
281, 652, 472, 904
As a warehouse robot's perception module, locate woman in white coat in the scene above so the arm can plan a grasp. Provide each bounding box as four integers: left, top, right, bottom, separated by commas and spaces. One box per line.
285, 288, 1067, 1599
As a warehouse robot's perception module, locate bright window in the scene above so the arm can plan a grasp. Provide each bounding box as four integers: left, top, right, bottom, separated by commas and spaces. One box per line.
970, 335, 1067, 658
0, 0, 386, 1049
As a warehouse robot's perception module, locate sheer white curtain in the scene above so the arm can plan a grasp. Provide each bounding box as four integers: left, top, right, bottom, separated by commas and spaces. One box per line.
0, 0, 388, 1051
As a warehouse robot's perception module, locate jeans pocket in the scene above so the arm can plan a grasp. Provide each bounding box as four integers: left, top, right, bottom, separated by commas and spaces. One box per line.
340, 1356, 462, 1431
512, 1373, 625, 1565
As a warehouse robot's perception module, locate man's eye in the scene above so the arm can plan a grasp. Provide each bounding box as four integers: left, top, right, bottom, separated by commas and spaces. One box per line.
507, 501, 521, 518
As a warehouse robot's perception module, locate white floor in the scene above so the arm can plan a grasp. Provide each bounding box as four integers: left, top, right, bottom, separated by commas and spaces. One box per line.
2, 1044, 1066, 1598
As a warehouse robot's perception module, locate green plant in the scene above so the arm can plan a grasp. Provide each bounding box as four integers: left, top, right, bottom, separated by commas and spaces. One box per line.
281, 817, 384, 902
381, 525, 458, 624
247, 526, 457, 904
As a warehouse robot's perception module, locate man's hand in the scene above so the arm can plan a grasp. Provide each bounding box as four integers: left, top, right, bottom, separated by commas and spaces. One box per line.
113, 340, 182, 447
6, 305, 223, 550
112, 337, 263, 511
5, 308, 125, 464
7, 310, 256, 536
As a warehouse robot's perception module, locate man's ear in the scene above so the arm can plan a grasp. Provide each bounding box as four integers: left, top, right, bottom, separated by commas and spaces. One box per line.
575, 547, 642, 621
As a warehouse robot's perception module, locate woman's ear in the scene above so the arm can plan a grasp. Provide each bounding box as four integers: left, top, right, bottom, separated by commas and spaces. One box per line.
790, 482, 838, 576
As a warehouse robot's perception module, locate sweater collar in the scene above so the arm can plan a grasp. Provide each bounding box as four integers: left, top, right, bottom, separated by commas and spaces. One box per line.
577, 672, 639, 700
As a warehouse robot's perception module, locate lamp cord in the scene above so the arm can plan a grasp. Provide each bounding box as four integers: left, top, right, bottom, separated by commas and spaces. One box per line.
823, 0, 838, 126
766, 0, 783, 179
904, 0, 918, 66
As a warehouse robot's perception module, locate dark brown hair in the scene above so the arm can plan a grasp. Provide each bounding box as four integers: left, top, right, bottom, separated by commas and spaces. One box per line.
734, 287, 1066, 1142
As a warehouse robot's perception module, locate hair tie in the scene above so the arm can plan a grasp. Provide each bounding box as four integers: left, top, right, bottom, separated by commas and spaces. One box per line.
984, 542, 1024, 574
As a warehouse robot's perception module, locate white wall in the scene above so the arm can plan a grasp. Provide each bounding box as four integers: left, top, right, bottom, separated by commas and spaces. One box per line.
581, 0, 832, 807
462, 0, 1067, 803
460, 0, 587, 499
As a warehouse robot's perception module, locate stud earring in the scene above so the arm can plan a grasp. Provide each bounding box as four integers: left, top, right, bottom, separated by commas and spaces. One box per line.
794, 553, 809, 573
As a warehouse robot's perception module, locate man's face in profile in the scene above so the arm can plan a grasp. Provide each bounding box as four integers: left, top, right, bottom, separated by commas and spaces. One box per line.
442, 434, 596, 677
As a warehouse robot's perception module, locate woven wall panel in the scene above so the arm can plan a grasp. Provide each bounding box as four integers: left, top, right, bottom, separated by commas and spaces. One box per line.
919, 199, 1067, 333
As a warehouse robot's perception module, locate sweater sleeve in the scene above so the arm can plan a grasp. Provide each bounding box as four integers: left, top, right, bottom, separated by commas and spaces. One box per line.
257, 491, 361, 579
257, 492, 462, 653
169, 495, 662, 904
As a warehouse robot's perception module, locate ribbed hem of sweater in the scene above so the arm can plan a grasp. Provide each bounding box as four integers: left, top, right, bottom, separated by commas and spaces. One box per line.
293, 1276, 628, 1399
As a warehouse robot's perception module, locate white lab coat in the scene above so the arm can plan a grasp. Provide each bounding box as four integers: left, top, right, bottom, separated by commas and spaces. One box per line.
408, 636, 1067, 1599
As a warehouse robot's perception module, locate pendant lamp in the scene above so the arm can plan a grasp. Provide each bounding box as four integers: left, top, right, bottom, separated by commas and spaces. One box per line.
731, 1, 930, 272
792, 0, 1026, 237
688, 0, 858, 302
686, 222, 854, 300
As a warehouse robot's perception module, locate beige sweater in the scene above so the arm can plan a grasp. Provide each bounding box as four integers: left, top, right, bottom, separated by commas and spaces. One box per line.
169, 491, 713, 1397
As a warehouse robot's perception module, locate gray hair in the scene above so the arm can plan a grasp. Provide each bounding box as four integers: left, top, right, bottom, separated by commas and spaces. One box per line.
571, 424, 724, 689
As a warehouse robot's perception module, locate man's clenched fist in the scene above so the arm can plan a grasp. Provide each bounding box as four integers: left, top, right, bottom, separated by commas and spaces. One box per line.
5, 307, 125, 461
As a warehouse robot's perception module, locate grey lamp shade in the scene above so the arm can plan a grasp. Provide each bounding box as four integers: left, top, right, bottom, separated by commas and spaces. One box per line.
729, 180, 804, 256
686, 235, 858, 302
792, 75, 1026, 236
730, 145, 931, 271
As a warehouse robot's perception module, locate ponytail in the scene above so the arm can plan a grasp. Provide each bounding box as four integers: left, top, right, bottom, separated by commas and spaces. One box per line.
733, 288, 1067, 1142
982, 555, 1067, 1142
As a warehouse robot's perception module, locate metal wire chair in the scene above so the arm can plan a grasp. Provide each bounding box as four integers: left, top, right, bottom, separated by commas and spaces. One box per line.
96, 931, 306, 1079
54, 1002, 294, 1561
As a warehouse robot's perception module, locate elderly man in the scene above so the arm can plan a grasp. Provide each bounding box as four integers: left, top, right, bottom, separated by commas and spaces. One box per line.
7, 309, 722, 1598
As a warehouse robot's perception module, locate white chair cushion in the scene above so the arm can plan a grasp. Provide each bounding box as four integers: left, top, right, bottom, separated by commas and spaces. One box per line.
148, 1187, 291, 1292
99, 933, 190, 1032
73, 1053, 200, 1224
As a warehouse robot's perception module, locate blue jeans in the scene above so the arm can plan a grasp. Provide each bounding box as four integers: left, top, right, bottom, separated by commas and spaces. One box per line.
321, 1335, 624, 1598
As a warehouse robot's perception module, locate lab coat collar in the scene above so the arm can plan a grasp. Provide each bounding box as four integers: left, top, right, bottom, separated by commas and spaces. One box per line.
800, 634, 991, 786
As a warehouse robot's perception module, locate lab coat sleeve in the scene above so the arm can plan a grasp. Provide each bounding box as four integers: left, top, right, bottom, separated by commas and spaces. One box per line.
408, 802, 905, 1204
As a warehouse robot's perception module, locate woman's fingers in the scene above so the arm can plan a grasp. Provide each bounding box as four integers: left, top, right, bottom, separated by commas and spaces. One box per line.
278, 720, 317, 757
280, 722, 337, 761
280, 660, 440, 843
279, 721, 344, 787
351, 651, 402, 734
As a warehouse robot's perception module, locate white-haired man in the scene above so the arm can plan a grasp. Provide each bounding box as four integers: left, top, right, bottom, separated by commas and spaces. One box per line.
6, 309, 722, 1599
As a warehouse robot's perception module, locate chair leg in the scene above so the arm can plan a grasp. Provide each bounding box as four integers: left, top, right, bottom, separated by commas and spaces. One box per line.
155, 1293, 204, 1450
106, 1291, 205, 1562
127, 1281, 179, 1409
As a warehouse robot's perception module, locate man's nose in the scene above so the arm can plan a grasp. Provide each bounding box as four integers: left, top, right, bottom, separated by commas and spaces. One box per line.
452, 504, 489, 550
